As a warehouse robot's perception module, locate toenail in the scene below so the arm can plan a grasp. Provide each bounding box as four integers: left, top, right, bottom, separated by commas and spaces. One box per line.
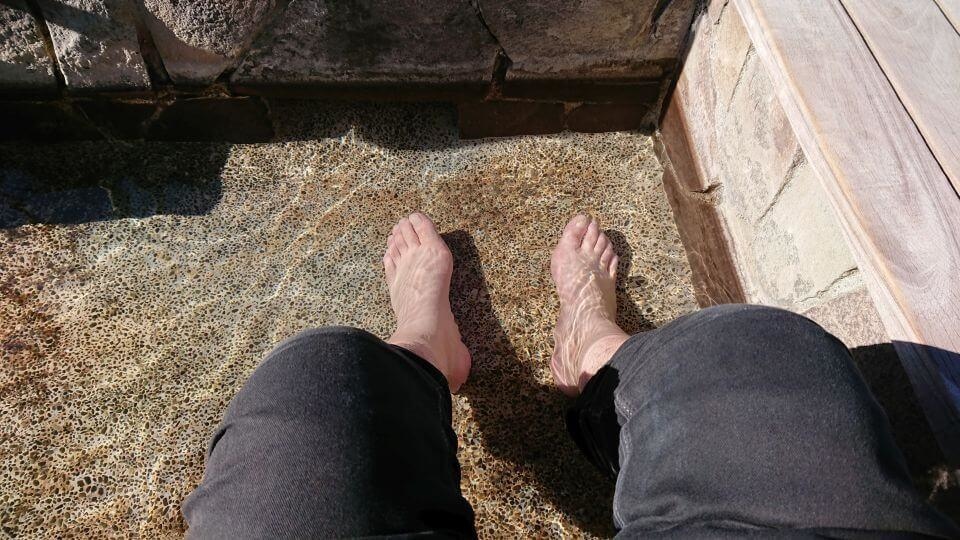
409, 213, 423, 224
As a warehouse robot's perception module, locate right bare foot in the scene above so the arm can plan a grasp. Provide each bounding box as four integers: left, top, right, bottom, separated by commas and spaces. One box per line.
384, 213, 471, 393
550, 214, 630, 396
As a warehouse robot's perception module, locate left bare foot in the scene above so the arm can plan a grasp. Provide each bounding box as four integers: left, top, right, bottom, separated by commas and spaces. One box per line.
384, 213, 471, 392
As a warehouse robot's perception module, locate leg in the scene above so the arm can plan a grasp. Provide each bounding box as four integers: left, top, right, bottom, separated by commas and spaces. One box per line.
550, 215, 959, 537
573, 305, 958, 537
183, 327, 474, 538
185, 213, 475, 538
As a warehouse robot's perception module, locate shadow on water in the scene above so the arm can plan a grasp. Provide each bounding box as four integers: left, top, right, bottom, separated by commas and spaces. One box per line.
606, 230, 657, 335
0, 142, 229, 228
0, 101, 467, 229
443, 229, 651, 536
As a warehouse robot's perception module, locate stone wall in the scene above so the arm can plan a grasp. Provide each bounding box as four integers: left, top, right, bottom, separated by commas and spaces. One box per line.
0, 0, 697, 140
655, 0, 884, 347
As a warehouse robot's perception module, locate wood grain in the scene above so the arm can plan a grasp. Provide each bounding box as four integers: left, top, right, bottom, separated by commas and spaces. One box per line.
733, 0, 960, 461
935, 0, 960, 33
842, 0, 960, 195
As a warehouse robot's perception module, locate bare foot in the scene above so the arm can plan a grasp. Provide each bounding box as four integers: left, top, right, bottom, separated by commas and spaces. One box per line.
384, 212, 471, 392
550, 214, 630, 396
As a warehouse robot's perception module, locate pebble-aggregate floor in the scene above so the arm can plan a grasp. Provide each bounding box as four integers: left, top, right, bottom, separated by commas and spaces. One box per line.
0, 102, 698, 538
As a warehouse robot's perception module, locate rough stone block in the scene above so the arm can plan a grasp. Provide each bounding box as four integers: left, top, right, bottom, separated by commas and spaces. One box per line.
231, 0, 498, 88
140, 0, 277, 85
710, 0, 753, 109
801, 286, 887, 348
718, 52, 800, 222
732, 158, 861, 309
0, 0, 58, 93
485, 0, 695, 80
662, 0, 758, 192
458, 101, 563, 139
145, 96, 273, 142
658, 0, 860, 312
660, 11, 726, 193
38, 0, 150, 91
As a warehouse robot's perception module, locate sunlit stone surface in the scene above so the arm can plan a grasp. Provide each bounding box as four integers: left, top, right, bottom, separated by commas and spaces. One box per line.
0, 102, 697, 537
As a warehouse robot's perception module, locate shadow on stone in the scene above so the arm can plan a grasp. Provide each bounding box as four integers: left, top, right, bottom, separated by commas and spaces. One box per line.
444, 229, 651, 536
0, 141, 229, 227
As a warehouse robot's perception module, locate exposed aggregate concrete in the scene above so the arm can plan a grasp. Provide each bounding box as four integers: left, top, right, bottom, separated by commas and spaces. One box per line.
0, 102, 697, 537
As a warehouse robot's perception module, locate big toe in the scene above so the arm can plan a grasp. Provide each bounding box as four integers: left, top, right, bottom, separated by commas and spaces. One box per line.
560, 214, 591, 247
408, 212, 441, 242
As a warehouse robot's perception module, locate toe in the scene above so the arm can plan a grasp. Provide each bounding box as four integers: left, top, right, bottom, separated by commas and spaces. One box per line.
408, 212, 441, 241
594, 233, 610, 255
383, 252, 397, 282
608, 254, 620, 279
387, 241, 401, 261
560, 214, 591, 246
392, 224, 408, 253
600, 244, 615, 267
398, 217, 420, 248
582, 218, 600, 250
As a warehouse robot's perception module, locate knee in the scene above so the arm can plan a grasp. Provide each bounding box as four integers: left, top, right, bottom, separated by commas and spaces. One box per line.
695, 304, 832, 340
245, 326, 382, 386
278, 326, 378, 353
677, 304, 850, 370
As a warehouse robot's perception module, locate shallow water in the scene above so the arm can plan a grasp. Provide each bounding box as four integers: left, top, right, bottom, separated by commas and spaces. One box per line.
0, 101, 697, 537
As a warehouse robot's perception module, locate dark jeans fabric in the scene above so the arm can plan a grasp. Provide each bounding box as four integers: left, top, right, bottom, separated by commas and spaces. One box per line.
568, 305, 958, 538
183, 327, 474, 538
183, 305, 959, 539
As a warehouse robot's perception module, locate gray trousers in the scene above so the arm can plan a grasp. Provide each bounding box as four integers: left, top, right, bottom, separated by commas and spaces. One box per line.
183, 305, 959, 538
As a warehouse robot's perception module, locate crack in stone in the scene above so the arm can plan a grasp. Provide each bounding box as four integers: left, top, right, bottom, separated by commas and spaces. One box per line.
130, 1, 172, 87
683, 180, 723, 206
692, 181, 721, 195
23, 0, 67, 94
471, 0, 512, 98
797, 267, 859, 305
755, 148, 805, 224
724, 43, 755, 114
713, 0, 730, 24
649, 0, 673, 33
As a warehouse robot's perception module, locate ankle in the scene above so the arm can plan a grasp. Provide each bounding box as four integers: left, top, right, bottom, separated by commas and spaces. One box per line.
577, 330, 629, 392
387, 328, 434, 359
388, 325, 450, 371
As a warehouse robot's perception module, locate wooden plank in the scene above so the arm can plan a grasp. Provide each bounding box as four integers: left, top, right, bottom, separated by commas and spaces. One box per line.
732, 0, 960, 462
935, 0, 960, 33
841, 0, 960, 195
